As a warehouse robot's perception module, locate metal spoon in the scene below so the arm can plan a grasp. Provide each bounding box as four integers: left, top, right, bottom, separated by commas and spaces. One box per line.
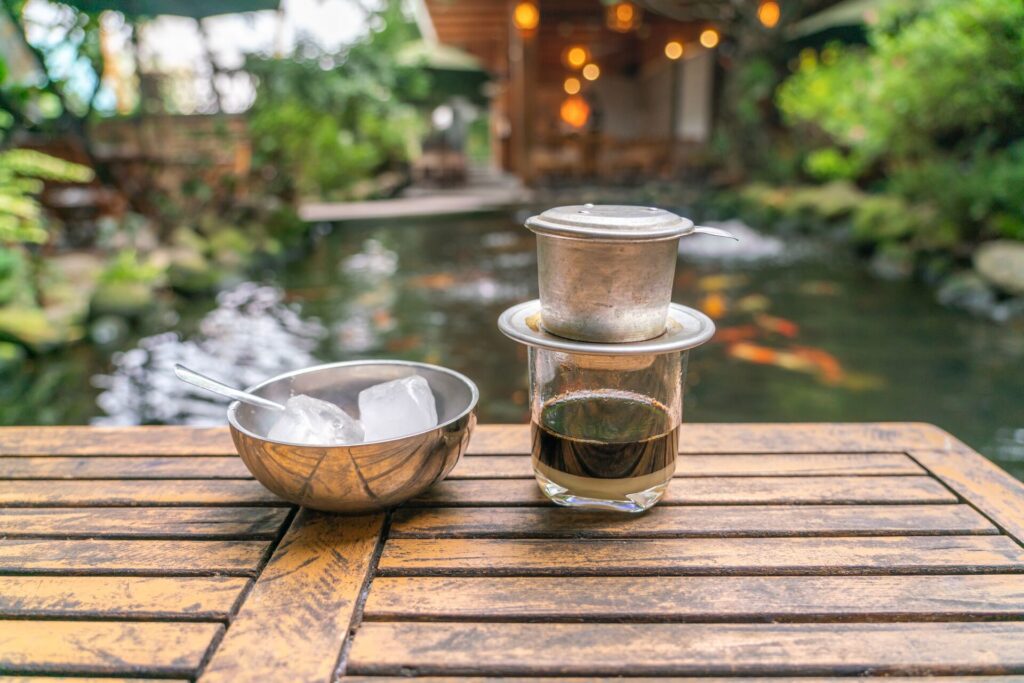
173, 364, 285, 412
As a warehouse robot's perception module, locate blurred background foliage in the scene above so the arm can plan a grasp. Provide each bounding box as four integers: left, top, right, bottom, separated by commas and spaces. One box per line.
771, 0, 1024, 248
245, 1, 428, 200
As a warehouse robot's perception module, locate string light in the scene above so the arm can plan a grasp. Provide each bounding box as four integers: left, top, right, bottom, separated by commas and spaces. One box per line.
582, 63, 600, 81
664, 40, 684, 60
565, 45, 590, 69
606, 1, 640, 32
757, 0, 781, 28
564, 77, 581, 95
560, 96, 590, 128
512, 1, 540, 32
699, 27, 720, 49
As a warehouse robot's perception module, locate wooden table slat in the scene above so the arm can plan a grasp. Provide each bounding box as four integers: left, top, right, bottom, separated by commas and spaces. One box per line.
452, 453, 925, 479
0, 539, 270, 576
2, 422, 1021, 682
347, 621, 1024, 676
200, 510, 384, 683
0, 480, 286, 507
412, 476, 957, 507
0, 427, 234, 456
0, 507, 289, 539
342, 678, 1024, 683
378, 536, 1024, 576
364, 574, 1024, 621
390, 504, 996, 538
914, 449, 1024, 544
463, 423, 962, 455
0, 576, 249, 619
0, 456, 251, 479
0, 423, 960, 456
0, 621, 222, 677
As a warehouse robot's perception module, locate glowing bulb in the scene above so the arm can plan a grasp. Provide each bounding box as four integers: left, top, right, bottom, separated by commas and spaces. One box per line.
566, 46, 589, 69
582, 63, 600, 81
564, 77, 581, 95
606, 2, 639, 32
664, 40, 684, 60
699, 28, 720, 49
512, 1, 539, 32
758, 0, 780, 28
560, 95, 590, 128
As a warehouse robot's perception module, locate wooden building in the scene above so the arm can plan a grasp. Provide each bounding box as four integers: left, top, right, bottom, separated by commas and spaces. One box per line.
415, 0, 735, 182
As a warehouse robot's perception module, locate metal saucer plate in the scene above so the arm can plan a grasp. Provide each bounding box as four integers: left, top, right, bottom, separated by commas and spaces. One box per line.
497, 299, 715, 355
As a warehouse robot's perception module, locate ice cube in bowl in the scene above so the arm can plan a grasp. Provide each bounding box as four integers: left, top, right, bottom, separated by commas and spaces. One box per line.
359, 375, 438, 442
268, 394, 364, 445
227, 360, 478, 513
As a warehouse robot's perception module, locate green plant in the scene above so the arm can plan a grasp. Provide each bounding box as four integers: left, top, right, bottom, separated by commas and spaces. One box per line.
97, 249, 164, 286
777, 0, 1024, 243
0, 149, 94, 244
246, 0, 428, 200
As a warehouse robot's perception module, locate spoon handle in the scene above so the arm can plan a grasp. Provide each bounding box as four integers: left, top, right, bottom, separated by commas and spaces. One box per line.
173, 364, 285, 412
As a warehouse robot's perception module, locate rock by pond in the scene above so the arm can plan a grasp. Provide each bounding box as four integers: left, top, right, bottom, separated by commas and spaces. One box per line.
975, 240, 1024, 296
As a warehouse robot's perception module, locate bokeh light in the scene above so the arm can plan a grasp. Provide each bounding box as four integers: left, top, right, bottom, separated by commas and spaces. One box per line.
582, 63, 600, 81
512, 1, 539, 32
758, 1, 781, 28
559, 95, 590, 128
563, 76, 581, 94
565, 45, 589, 69
699, 28, 720, 49
664, 40, 684, 60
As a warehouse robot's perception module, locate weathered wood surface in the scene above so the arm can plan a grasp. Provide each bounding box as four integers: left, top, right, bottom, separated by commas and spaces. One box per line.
391, 504, 995, 538
914, 449, 1024, 544
0, 620, 221, 677
411, 475, 956, 506
377, 536, 1024, 576
451, 452, 925, 478
343, 679, 1024, 683
0, 423, 960, 456
0, 539, 270, 576
460, 422, 963, 455
364, 574, 1024, 621
199, 510, 384, 683
0, 456, 251, 479
347, 621, 1024, 676
2, 423, 1023, 681
0, 576, 248, 619
0, 479, 284, 506
0, 506, 287, 539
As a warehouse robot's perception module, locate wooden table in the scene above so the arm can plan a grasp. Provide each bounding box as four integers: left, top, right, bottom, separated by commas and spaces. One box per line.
2, 422, 1024, 681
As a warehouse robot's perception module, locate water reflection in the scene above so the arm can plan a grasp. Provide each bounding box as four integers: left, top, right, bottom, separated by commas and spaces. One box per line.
93, 283, 325, 425
5, 210, 1018, 481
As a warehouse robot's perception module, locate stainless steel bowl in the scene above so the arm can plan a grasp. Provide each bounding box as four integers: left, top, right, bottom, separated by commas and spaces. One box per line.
227, 360, 478, 513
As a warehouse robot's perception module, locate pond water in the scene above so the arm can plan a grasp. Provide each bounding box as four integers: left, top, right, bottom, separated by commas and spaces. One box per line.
6, 210, 1024, 479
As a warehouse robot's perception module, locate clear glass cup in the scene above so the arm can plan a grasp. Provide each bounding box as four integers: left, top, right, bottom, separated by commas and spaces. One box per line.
528, 347, 686, 512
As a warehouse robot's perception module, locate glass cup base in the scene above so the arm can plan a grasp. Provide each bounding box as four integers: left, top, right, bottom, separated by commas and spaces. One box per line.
535, 468, 669, 513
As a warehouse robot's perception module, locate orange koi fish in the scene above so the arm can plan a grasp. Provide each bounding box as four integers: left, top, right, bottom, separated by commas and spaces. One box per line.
755, 314, 800, 338
701, 293, 728, 319
715, 325, 760, 344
